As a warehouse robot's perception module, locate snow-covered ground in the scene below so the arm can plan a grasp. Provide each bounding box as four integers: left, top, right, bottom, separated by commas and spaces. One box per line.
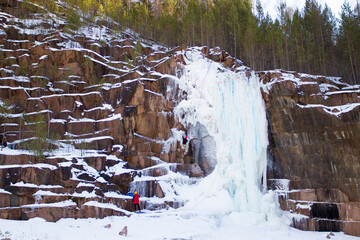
0, 212, 357, 240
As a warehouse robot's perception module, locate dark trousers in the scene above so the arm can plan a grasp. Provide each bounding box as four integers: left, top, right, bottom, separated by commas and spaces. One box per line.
134, 203, 141, 212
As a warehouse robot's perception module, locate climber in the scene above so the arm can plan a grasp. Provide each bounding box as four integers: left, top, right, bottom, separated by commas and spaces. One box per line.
182, 135, 188, 145
133, 191, 141, 212
182, 135, 189, 153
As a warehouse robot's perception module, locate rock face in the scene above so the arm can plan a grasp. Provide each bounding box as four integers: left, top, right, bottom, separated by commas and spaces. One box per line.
0, 0, 231, 222
261, 71, 360, 201
274, 186, 360, 236
261, 71, 360, 237
0, 1, 359, 238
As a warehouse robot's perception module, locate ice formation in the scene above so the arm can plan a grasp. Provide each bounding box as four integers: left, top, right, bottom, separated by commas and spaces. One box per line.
175, 48, 278, 221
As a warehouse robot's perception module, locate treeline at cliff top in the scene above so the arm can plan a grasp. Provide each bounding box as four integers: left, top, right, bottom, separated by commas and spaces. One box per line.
28, 0, 360, 84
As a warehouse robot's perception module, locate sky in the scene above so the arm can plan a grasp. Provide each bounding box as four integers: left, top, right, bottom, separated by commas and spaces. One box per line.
259, 0, 359, 20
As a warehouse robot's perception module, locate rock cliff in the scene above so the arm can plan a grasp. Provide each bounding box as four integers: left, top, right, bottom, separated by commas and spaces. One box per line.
261, 70, 360, 201
0, 0, 359, 237
0, 0, 226, 221
261, 70, 360, 236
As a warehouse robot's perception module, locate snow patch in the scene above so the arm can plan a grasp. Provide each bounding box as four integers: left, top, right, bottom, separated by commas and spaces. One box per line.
297, 103, 360, 117
0, 163, 57, 170
10, 182, 63, 189
0, 189, 11, 195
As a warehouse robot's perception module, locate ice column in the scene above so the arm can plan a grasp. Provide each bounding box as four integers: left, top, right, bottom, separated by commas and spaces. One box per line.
213, 71, 268, 213
177, 50, 269, 214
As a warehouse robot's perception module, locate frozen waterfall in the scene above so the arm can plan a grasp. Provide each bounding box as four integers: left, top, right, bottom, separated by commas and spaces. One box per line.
175, 48, 277, 220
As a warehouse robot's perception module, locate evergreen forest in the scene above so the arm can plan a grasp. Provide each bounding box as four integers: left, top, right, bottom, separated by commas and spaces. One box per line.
30, 0, 360, 84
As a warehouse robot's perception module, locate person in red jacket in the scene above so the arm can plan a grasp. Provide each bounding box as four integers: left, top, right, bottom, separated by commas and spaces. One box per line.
133, 191, 141, 212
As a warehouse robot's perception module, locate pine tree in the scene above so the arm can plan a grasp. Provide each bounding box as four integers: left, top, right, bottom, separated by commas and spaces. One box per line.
291, 9, 306, 72
0, 100, 13, 150
49, 0, 359, 84
338, 3, 360, 84
25, 113, 58, 158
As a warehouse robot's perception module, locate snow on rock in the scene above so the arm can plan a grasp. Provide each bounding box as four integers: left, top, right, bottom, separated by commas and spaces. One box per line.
260, 69, 360, 119
297, 103, 360, 117
77, 182, 96, 188
0, 163, 57, 170
83, 201, 130, 215
0, 188, 11, 194
75, 101, 83, 108
10, 182, 64, 189
72, 190, 98, 198
97, 113, 122, 122
21, 200, 77, 208
105, 162, 130, 175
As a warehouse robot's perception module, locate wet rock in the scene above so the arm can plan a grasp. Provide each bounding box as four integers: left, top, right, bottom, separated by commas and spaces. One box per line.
311, 203, 339, 219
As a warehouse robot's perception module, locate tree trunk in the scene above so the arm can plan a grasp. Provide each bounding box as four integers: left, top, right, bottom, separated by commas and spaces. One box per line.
234, 28, 237, 59
347, 39, 356, 84
192, 25, 195, 46
350, 41, 359, 84
285, 37, 290, 70
271, 39, 276, 69
2, 126, 5, 151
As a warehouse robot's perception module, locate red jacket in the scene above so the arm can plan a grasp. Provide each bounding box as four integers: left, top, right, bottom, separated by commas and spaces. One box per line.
133, 193, 140, 204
